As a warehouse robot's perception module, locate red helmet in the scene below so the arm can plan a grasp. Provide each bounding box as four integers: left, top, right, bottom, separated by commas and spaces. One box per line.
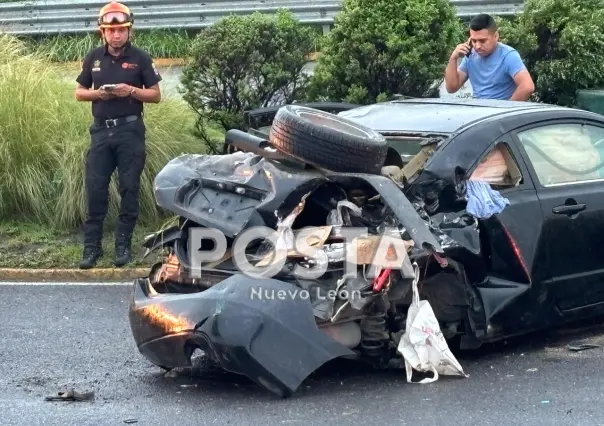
97, 1, 134, 29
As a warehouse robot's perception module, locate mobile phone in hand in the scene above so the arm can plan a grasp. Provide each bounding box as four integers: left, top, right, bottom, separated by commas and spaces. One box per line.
466, 40, 473, 57
101, 84, 117, 92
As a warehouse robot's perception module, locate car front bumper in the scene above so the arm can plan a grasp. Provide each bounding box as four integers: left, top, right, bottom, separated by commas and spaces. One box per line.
128, 274, 357, 398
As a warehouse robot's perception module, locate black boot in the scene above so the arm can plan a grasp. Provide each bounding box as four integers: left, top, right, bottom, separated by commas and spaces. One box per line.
114, 233, 132, 267
79, 245, 103, 269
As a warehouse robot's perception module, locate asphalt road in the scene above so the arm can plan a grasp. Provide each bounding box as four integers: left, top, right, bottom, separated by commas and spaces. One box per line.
1, 282, 604, 426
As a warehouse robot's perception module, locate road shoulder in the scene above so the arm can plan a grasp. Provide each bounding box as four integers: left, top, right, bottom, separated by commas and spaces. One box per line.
0, 267, 149, 282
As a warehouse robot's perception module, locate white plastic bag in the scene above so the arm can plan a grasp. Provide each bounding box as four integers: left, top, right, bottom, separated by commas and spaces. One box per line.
397, 262, 469, 383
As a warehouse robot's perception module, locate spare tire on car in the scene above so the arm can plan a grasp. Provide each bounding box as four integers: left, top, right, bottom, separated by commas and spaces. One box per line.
268, 105, 388, 174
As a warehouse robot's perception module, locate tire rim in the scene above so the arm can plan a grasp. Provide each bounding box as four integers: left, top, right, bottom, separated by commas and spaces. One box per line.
297, 110, 375, 139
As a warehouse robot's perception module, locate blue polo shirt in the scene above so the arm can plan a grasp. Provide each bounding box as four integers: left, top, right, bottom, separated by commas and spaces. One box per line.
458, 42, 526, 100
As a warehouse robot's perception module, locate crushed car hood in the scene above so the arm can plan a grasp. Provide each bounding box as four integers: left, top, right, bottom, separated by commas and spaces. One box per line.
153, 151, 443, 254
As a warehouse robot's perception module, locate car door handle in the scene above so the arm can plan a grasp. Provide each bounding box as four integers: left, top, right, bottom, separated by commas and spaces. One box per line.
552, 203, 586, 215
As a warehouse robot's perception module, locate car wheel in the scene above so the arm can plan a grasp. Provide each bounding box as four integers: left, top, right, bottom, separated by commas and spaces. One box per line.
269, 105, 388, 174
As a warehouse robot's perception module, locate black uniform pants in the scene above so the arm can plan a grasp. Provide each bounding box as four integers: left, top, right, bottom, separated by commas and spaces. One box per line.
82, 117, 146, 247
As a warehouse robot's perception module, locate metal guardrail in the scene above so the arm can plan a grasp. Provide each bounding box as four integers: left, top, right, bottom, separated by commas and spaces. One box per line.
0, 0, 524, 35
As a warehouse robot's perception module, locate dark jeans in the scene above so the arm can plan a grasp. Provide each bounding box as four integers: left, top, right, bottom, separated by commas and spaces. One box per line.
82, 118, 146, 247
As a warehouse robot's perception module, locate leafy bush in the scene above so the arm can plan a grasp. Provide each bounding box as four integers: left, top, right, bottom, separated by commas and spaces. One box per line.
497, 0, 604, 106
179, 10, 318, 152
307, 0, 463, 104
0, 33, 206, 230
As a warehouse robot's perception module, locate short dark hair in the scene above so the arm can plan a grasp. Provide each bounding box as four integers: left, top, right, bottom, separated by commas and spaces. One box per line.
469, 14, 497, 33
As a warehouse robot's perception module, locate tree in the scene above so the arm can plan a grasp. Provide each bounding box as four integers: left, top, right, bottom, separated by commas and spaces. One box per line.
179, 10, 318, 152
497, 0, 604, 106
307, 0, 463, 104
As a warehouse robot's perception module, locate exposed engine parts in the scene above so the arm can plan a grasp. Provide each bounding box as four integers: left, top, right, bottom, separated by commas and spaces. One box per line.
360, 305, 389, 359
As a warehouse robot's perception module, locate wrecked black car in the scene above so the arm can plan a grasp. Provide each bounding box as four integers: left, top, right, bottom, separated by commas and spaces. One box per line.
129, 98, 604, 397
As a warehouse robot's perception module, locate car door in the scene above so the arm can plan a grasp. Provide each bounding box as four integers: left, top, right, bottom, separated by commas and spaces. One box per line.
461, 133, 553, 332
511, 119, 604, 313
467, 133, 545, 286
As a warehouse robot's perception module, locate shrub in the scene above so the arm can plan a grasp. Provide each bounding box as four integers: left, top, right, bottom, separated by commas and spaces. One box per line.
179, 10, 318, 152
497, 0, 604, 106
0, 33, 205, 230
307, 0, 463, 104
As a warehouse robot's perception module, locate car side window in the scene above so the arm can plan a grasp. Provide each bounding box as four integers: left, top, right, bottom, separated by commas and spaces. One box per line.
516, 123, 604, 186
470, 142, 522, 189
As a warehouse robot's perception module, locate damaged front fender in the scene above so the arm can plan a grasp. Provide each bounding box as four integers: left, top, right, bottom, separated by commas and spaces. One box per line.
129, 274, 357, 398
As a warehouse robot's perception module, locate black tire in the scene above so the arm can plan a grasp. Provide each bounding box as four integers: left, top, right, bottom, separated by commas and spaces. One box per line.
268, 105, 388, 174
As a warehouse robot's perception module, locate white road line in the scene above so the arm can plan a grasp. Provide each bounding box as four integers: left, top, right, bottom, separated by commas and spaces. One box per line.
0, 281, 132, 286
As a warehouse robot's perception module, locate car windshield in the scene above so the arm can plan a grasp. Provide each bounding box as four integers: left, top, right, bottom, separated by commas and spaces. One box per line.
381, 133, 448, 182
384, 135, 428, 157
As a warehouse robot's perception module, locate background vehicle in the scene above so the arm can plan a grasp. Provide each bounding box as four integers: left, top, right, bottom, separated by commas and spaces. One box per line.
130, 98, 604, 397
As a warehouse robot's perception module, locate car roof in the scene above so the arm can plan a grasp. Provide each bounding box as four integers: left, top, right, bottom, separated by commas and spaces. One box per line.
337, 98, 564, 134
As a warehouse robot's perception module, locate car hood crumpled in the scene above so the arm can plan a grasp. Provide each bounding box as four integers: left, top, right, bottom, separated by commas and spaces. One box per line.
152, 151, 443, 254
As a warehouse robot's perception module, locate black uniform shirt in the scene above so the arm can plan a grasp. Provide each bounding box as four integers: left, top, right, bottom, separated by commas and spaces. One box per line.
76, 41, 162, 120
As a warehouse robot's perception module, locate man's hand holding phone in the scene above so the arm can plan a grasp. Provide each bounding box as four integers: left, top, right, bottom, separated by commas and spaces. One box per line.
451, 38, 472, 60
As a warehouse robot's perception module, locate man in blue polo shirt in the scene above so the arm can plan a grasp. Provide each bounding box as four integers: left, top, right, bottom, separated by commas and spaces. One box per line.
444, 14, 535, 101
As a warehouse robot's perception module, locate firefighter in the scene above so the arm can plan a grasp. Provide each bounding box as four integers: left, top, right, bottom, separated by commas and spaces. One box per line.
74, 1, 162, 269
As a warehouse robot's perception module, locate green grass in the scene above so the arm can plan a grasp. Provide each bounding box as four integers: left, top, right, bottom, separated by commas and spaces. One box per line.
14, 26, 325, 63
20, 29, 198, 62
0, 220, 166, 268
0, 32, 223, 232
